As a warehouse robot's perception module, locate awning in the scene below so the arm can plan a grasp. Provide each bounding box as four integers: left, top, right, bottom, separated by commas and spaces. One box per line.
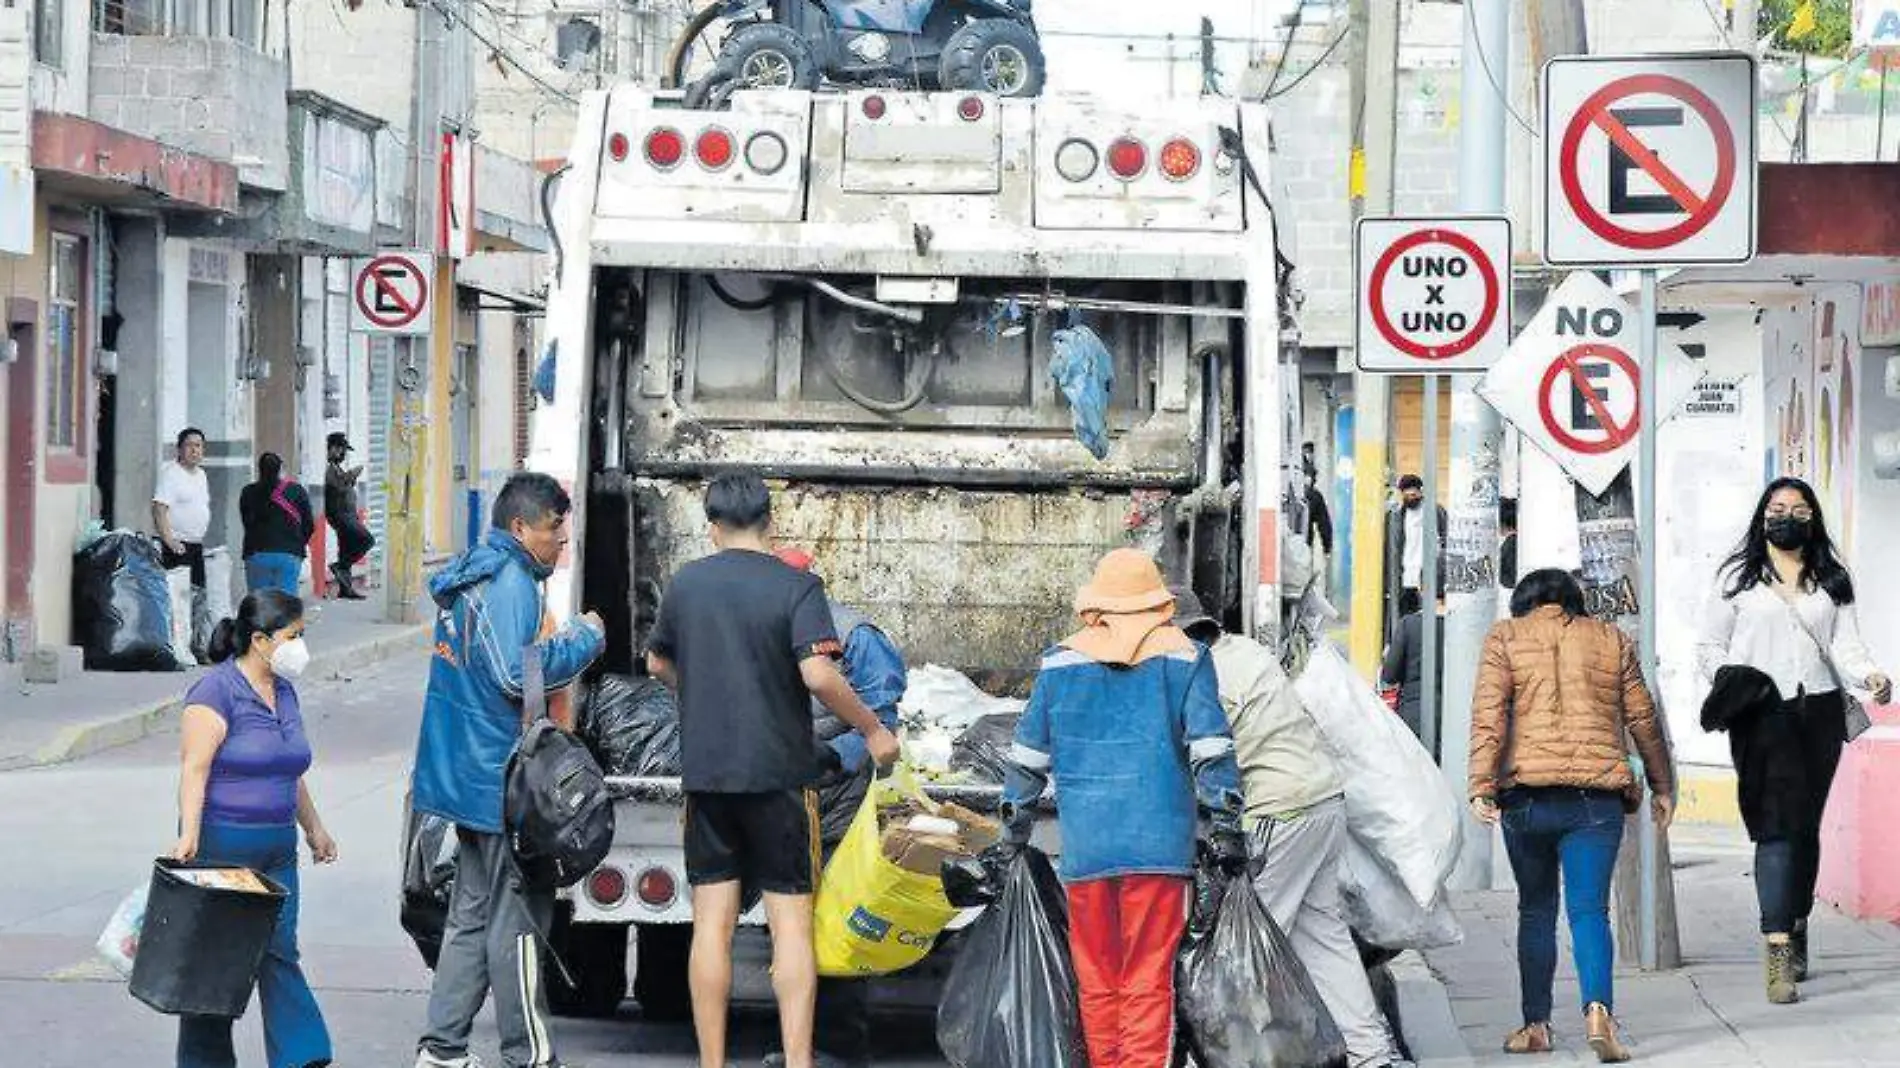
32, 112, 238, 214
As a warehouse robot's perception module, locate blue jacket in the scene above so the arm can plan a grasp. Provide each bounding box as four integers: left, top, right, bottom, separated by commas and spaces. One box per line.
1002, 643, 1244, 883
826, 615, 907, 774
412, 530, 605, 833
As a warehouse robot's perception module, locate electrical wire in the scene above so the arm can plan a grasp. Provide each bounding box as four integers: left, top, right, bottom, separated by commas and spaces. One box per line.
426, 0, 579, 105
1464, 0, 1540, 139
1257, 7, 1304, 101
1264, 25, 1348, 100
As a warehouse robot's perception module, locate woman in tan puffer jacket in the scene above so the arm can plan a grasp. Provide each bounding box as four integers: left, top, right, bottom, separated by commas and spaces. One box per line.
1468, 569, 1675, 1063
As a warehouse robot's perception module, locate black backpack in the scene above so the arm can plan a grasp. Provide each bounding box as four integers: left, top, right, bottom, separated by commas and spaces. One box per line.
504, 646, 616, 892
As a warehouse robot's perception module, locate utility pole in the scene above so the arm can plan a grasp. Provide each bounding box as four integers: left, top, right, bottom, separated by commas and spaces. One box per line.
1345, 0, 1400, 677
1200, 17, 1217, 96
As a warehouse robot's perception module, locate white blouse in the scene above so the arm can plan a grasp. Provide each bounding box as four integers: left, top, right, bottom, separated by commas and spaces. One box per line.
1697, 580, 1882, 701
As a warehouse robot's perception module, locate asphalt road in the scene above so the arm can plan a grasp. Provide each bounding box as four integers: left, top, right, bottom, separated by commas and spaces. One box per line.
0, 646, 947, 1067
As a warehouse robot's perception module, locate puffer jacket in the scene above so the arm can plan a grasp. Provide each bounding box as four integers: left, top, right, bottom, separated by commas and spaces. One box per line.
1468, 605, 1673, 811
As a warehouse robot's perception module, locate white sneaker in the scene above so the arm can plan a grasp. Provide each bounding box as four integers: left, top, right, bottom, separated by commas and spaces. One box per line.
414, 1051, 484, 1068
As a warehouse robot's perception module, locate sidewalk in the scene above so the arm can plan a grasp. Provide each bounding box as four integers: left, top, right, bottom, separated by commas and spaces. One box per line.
1416, 826, 1900, 1066
0, 593, 431, 770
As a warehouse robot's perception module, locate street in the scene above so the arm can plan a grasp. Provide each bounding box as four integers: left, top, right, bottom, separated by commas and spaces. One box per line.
0, 646, 944, 1067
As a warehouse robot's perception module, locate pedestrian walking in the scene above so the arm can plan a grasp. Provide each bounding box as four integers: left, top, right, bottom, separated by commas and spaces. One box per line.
1172, 589, 1405, 1068
1381, 593, 1444, 745
323, 433, 373, 600
642, 471, 899, 1068
154, 427, 213, 661
1468, 569, 1675, 1063
238, 452, 316, 596
169, 589, 337, 1068
1697, 477, 1892, 1005
1383, 474, 1446, 639
412, 473, 607, 1068
998, 550, 1245, 1068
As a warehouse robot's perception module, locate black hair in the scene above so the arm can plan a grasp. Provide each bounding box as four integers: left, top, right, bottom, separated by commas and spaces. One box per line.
1510, 568, 1587, 619
1719, 477, 1855, 605
176, 427, 205, 448
705, 470, 771, 531
492, 472, 571, 532
255, 451, 283, 484
1397, 474, 1424, 492
1499, 498, 1518, 530
207, 589, 304, 663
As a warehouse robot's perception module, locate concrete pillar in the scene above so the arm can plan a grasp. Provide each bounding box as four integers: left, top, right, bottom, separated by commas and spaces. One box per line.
109, 215, 167, 536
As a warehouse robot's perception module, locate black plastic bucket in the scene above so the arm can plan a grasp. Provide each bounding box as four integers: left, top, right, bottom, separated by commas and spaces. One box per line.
128, 859, 287, 1018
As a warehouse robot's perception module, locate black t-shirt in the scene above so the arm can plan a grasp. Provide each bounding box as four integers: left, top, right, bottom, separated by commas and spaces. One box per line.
648, 549, 842, 793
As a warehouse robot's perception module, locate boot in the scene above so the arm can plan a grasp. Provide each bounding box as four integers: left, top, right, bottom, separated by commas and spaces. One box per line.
1766, 937, 1799, 1004
333, 563, 366, 600
1791, 919, 1809, 982
1502, 1022, 1552, 1054
1584, 1003, 1630, 1063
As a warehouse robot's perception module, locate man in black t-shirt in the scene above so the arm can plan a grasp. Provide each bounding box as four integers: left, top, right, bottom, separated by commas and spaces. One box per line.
646, 471, 899, 1068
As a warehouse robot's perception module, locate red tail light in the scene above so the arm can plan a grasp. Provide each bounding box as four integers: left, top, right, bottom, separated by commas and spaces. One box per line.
587, 867, 628, 907
1105, 137, 1147, 180
637, 867, 678, 908
861, 95, 887, 120
1159, 138, 1200, 181
645, 127, 684, 169
606, 132, 630, 163
696, 128, 735, 171
958, 95, 986, 122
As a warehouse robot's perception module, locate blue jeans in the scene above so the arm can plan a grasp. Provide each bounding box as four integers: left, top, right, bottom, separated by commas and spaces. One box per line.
177, 822, 333, 1068
245, 553, 303, 596
1500, 787, 1625, 1025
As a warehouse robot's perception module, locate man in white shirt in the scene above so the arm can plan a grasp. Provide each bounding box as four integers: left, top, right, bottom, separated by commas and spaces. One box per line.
153, 427, 212, 661
1382, 474, 1446, 640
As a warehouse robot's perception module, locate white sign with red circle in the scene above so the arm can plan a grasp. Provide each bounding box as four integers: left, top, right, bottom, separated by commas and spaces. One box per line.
1542, 53, 1757, 266
1354, 216, 1511, 373
1478, 272, 1704, 496
349, 252, 435, 336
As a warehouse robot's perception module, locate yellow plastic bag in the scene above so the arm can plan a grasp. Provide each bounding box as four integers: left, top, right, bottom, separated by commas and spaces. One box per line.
814, 765, 961, 977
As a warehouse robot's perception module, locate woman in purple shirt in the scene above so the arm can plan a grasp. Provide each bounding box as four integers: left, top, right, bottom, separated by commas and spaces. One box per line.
170, 589, 337, 1068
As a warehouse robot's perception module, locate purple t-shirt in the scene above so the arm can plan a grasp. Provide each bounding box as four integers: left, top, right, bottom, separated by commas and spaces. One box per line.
185, 661, 314, 826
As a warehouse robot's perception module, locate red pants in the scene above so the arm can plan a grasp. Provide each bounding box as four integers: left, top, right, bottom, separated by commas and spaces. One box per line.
1066, 875, 1189, 1068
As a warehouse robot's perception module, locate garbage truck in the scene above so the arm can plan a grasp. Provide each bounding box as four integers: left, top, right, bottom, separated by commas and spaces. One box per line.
524, 82, 1304, 1019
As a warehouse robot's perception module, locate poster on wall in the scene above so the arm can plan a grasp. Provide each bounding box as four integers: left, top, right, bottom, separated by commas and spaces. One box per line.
1762, 303, 1812, 483
1813, 287, 1860, 551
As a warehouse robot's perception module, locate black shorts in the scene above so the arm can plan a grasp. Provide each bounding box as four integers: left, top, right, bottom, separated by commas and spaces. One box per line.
684, 788, 821, 896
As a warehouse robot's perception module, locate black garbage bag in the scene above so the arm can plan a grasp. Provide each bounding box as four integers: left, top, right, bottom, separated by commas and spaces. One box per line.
72, 533, 179, 672
576, 674, 681, 777
1177, 871, 1347, 1068
950, 712, 1020, 785
938, 848, 1089, 1068
400, 794, 458, 970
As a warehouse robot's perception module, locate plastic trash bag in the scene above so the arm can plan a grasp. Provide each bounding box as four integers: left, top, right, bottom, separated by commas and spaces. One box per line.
814, 765, 961, 977
950, 712, 1020, 785
71, 532, 180, 672
1050, 323, 1115, 460
97, 882, 149, 978
400, 793, 458, 970
899, 664, 1025, 734
1338, 833, 1462, 952
576, 674, 681, 777
1178, 871, 1347, 1068
202, 547, 233, 650
938, 848, 1089, 1068
165, 568, 195, 669
1293, 640, 1461, 910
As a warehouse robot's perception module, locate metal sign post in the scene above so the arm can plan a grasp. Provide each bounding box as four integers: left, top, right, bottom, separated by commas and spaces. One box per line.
1637, 267, 1660, 973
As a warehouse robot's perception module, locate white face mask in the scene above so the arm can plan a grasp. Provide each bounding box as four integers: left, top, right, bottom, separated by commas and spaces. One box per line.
269, 637, 311, 680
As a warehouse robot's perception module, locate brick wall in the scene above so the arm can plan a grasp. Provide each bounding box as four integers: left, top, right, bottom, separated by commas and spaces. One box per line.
88, 33, 289, 190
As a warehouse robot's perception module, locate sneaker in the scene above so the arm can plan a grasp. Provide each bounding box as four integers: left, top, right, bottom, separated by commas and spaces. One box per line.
414, 1051, 484, 1068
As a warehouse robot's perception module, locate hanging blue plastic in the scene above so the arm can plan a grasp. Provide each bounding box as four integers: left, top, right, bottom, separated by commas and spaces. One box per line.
534, 341, 558, 403
1049, 323, 1115, 460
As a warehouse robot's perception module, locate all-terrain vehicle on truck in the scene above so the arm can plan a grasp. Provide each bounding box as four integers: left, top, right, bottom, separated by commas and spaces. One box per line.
526, 81, 1303, 1020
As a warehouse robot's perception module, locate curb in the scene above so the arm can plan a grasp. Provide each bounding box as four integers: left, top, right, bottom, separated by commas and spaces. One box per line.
7, 625, 430, 771
1392, 950, 1476, 1067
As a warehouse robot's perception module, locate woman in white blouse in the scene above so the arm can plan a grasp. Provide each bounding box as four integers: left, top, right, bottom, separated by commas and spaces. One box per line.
1699, 477, 1891, 1006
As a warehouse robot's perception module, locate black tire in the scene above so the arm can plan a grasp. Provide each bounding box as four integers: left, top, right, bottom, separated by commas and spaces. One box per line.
717, 22, 821, 92
633, 922, 694, 1023
939, 18, 1046, 98
544, 907, 630, 1019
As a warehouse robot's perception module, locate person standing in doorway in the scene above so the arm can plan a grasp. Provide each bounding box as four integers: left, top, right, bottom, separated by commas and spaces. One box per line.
1383, 474, 1446, 639
155, 427, 214, 662
412, 473, 607, 1068
239, 452, 316, 596
1303, 445, 1335, 598
1697, 477, 1891, 1005
644, 471, 900, 1068
324, 433, 373, 600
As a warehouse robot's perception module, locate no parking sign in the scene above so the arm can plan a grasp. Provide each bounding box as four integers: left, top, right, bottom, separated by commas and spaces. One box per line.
1355, 216, 1512, 373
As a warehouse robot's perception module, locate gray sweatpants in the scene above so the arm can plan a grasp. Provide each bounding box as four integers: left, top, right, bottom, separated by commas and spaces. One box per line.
420, 827, 560, 1067
1250, 797, 1398, 1068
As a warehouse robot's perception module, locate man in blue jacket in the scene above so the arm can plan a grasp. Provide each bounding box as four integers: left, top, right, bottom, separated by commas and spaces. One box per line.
413, 473, 606, 1068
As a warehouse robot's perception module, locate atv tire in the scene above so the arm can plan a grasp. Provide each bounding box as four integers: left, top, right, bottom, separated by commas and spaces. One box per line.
687, 22, 819, 109
940, 18, 1046, 98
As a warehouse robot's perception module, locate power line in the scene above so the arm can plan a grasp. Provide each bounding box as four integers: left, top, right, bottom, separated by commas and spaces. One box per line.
1464, 0, 1539, 139
427, 0, 579, 105
1264, 26, 1349, 100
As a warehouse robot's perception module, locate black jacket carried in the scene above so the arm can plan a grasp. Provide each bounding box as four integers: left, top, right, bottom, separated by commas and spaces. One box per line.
238, 479, 316, 559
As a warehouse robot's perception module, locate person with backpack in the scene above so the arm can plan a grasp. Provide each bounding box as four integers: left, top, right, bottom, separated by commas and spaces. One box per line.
412, 473, 606, 1068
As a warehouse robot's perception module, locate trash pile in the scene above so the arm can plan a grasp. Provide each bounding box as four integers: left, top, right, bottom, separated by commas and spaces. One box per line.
72, 532, 179, 672
897, 664, 1025, 784
575, 673, 681, 778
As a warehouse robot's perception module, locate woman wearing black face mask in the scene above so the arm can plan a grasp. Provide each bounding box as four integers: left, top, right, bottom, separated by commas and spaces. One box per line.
1699, 477, 1891, 1006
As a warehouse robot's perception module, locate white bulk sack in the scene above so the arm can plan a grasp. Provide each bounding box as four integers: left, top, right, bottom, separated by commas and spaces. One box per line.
165, 568, 195, 668
1294, 640, 1461, 910
899, 664, 1025, 734
1338, 832, 1462, 951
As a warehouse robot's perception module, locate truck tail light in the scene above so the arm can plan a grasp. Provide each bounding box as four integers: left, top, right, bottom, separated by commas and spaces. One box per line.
637, 866, 678, 908
1105, 137, 1147, 180
1159, 138, 1200, 180
1054, 138, 1098, 182
695, 127, 735, 171
745, 131, 789, 175
861, 94, 887, 120
958, 95, 986, 122
607, 132, 630, 163
587, 866, 629, 907
645, 127, 684, 169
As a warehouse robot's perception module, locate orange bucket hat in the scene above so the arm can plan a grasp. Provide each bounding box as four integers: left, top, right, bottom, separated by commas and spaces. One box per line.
1073, 548, 1175, 615
1064, 549, 1192, 665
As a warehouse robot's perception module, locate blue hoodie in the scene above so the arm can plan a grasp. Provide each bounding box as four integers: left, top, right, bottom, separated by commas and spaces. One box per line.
411, 529, 605, 833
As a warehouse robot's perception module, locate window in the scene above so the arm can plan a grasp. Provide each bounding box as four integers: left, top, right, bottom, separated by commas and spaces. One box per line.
32, 0, 61, 65
45, 234, 84, 453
